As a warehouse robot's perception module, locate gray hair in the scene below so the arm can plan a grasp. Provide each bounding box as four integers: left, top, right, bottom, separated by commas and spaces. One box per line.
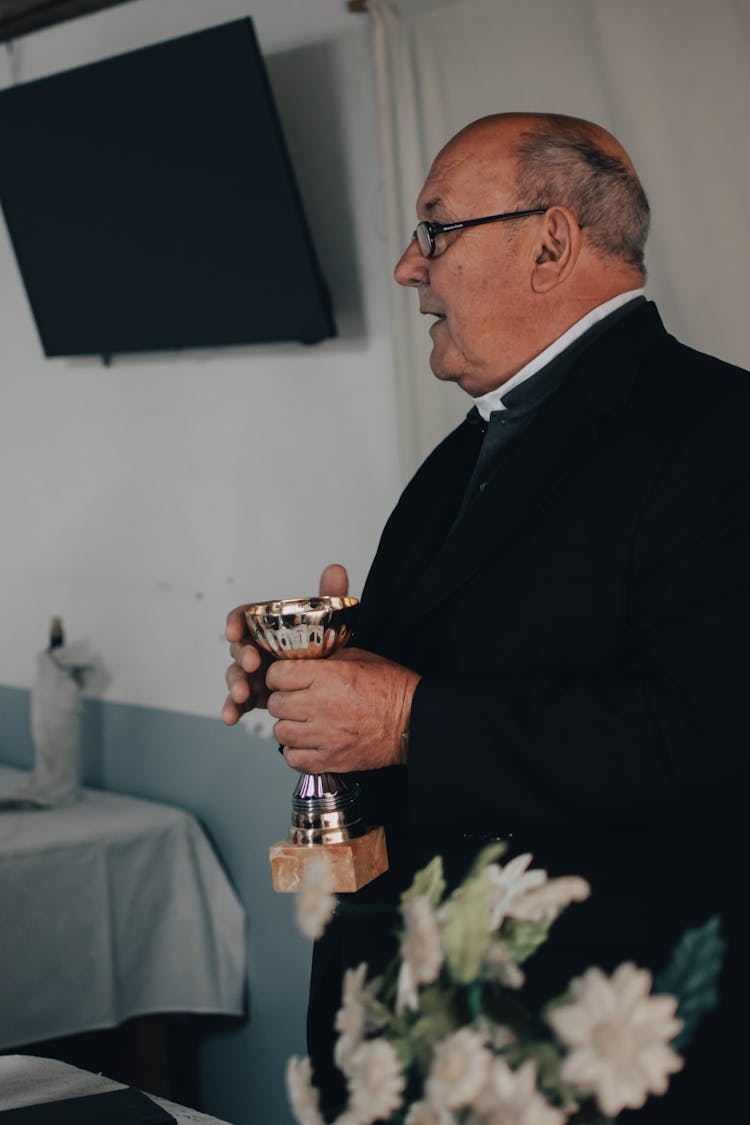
511, 116, 650, 275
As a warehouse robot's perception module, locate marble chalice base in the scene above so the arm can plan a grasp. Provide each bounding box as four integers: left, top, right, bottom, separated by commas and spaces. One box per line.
269, 825, 388, 893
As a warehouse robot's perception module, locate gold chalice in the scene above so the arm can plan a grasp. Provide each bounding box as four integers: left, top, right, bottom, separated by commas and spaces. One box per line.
244, 596, 388, 893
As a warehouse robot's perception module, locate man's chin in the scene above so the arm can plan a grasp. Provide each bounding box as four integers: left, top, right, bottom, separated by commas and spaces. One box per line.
429, 353, 472, 391
429, 347, 461, 385
429, 348, 496, 396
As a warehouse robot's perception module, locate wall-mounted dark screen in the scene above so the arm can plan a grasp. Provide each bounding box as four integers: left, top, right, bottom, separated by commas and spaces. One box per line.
0, 18, 335, 356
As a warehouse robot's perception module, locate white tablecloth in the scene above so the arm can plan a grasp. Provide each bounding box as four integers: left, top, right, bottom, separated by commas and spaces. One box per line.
0, 766, 245, 1050
0, 1055, 230, 1123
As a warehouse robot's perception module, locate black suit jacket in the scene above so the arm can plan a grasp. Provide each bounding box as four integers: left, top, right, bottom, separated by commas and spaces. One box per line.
310, 302, 750, 1120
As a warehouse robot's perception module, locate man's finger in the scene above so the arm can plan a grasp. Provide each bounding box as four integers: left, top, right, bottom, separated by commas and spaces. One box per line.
319, 563, 349, 598
228, 642, 263, 674
266, 661, 316, 691
222, 694, 247, 726
225, 663, 251, 701
267, 689, 312, 721
225, 605, 250, 643
282, 746, 327, 772
274, 718, 322, 749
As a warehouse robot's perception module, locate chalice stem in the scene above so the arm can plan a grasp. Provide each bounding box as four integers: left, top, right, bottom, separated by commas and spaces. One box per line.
290, 771, 365, 846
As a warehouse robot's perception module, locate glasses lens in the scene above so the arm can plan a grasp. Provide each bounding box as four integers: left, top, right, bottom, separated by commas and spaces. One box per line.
415, 222, 434, 258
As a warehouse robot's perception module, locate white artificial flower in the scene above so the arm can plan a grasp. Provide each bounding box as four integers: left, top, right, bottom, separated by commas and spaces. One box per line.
548, 962, 684, 1117
469, 1058, 565, 1125
510, 876, 591, 923
485, 854, 547, 929
296, 853, 336, 940
344, 1038, 405, 1124
475, 1014, 517, 1052
405, 1101, 458, 1125
426, 1028, 493, 1109
286, 1056, 326, 1125
335, 963, 375, 1075
396, 959, 419, 1015
396, 894, 444, 1012
483, 940, 526, 989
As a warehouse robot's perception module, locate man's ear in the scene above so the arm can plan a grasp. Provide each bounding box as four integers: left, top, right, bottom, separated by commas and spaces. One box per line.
530, 206, 581, 292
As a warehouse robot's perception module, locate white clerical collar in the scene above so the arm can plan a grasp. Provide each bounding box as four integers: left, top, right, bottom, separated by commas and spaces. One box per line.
472, 288, 646, 421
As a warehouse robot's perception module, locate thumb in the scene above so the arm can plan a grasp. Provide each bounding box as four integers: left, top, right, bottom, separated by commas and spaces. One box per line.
319, 563, 349, 597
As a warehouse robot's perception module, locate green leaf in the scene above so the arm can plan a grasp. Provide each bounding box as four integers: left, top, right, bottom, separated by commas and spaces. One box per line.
361, 989, 391, 1033
504, 1040, 578, 1109
482, 985, 537, 1037
400, 855, 446, 909
441, 874, 493, 983
386, 1033, 414, 1071
501, 917, 554, 964
653, 914, 727, 1050
466, 840, 509, 878
465, 978, 484, 1021
407, 981, 463, 1072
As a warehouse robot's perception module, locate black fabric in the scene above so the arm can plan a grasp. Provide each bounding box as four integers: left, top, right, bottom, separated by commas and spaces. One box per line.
454, 355, 571, 527
0, 1088, 176, 1124
455, 297, 648, 527
309, 300, 750, 1121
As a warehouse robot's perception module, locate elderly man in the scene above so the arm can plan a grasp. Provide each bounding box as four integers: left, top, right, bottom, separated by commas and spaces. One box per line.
224, 114, 749, 1121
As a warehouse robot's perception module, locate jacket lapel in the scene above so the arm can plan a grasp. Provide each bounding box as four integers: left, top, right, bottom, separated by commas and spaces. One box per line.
356, 417, 484, 644
369, 302, 669, 639
396, 386, 599, 633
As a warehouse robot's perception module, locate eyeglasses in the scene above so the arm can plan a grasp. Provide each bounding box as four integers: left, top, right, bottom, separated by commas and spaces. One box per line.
412, 208, 547, 259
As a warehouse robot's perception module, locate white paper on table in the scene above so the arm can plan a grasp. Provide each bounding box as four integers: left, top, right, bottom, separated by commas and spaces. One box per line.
0, 1055, 230, 1123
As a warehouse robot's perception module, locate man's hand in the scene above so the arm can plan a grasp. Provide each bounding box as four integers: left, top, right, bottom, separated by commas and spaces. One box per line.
222, 563, 350, 726
267, 648, 421, 773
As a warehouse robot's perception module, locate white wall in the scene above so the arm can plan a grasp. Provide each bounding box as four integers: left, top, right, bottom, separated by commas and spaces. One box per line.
0, 6, 399, 1120
0, 0, 401, 720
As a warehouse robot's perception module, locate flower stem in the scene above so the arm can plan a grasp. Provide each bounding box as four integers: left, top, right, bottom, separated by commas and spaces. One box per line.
466, 979, 484, 1021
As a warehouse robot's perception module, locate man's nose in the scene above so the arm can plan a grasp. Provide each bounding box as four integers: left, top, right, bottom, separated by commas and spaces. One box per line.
394, 237, 429, 287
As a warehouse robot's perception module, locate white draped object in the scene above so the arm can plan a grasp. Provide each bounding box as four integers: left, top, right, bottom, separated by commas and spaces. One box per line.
370, 0, 750, 477
0, 766, 245, 1050
18, 645, 89, 807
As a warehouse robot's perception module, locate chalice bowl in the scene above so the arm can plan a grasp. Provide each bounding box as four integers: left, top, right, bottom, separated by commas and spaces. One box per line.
244, 596, 389, 894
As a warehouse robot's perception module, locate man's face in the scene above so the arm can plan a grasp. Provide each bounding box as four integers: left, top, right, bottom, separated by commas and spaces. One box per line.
394, 130, 542, 397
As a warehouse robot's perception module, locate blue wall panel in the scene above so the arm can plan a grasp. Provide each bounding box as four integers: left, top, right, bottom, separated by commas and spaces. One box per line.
0, 684, 309, 1124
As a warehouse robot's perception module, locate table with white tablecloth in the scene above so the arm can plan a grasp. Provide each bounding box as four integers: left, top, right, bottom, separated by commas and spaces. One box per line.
0, 1055, 230, 1123
0, 765, 245, 1050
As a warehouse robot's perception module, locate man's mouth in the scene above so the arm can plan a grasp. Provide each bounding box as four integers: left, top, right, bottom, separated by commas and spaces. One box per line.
428, 314, 446, 339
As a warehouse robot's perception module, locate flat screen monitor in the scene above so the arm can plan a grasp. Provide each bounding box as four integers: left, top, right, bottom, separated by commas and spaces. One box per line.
0, 18, 336, 357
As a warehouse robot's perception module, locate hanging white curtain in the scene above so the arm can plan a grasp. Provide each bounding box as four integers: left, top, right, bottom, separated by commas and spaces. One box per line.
370, 0, 750, 477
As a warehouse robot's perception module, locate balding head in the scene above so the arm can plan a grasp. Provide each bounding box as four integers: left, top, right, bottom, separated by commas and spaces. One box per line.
441, 114, 650, 273
394, 112, 649, 395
